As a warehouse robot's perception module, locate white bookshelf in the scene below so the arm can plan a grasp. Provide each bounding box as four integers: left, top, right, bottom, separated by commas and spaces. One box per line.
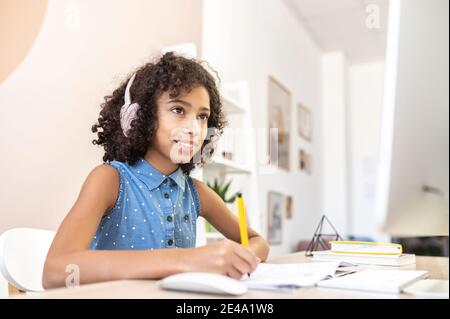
222, 95, 247, 114
195, 82, 259, 246
161, 44, 259, 246
209, 156, 252, 174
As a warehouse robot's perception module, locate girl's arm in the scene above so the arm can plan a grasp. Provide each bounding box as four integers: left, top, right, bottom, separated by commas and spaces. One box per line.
43, 166, 258, 289
193, 179, 270, 262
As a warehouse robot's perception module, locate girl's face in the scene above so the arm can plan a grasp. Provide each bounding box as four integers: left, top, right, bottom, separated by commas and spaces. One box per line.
151, 85, 211, 165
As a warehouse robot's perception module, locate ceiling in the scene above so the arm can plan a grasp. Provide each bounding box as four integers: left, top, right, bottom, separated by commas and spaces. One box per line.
284, 0, 389, 64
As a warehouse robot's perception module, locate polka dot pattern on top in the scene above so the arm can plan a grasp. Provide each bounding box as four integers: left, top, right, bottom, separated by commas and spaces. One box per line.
89, 157, 200, 250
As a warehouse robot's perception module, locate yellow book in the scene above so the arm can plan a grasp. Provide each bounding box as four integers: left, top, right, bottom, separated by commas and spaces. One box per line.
312, 250, 415, 266
329, 240, 403, 255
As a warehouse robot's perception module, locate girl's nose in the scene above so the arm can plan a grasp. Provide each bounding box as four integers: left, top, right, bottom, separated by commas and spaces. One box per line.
183, 117, 202, 137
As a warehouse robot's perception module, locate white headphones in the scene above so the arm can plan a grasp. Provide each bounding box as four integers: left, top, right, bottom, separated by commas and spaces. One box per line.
119, 73, 140, 137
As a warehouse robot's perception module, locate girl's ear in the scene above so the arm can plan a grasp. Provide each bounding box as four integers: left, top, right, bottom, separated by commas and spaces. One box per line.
200, 139, 215, 163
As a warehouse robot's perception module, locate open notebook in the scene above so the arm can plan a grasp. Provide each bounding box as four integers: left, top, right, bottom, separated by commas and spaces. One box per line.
241, 262, 358, 291
317, 269, 428, 294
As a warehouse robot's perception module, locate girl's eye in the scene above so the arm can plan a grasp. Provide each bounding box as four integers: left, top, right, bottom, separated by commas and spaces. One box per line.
198, 114, 210, 121
171, 107, 184, 115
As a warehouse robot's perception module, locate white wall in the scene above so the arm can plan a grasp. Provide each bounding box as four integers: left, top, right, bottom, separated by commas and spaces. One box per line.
202, 0, 323, 257
322, 52, 350, 237
0, 0, 203, 234
348, 62, 386, 240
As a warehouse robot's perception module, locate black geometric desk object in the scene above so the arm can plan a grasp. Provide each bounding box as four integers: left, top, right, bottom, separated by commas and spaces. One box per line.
305, 215, 343, 256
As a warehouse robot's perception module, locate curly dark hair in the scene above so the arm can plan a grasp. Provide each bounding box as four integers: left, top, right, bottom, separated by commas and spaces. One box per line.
92, 52, 227, 175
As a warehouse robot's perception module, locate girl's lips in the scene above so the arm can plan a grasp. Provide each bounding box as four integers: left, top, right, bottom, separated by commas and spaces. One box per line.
173, 140, 198, 152
173, 139, 198, 147
178, 142, 194, 149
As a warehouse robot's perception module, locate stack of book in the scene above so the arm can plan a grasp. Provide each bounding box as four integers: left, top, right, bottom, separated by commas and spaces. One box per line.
312, 241, 416, 266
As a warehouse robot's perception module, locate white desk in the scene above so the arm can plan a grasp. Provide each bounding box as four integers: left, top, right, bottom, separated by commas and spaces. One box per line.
12, 252, 449, 299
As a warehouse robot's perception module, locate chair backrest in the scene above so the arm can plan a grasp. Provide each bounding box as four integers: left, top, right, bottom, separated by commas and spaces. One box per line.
0, 228, 55, 292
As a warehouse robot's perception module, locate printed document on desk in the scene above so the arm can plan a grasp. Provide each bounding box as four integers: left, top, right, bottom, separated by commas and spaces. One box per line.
317, 269, 428, 294
242, 262, 358, 291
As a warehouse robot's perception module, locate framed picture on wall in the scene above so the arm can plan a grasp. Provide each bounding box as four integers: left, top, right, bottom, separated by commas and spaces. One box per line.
285, 196, 293, 219
299, 148, 312, 174
298, 103, 312, 141
267, 191, 283, 244
268, 76, 291, 171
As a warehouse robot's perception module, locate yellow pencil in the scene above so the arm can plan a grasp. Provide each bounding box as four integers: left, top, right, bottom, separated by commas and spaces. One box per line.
236, 192, 249, 248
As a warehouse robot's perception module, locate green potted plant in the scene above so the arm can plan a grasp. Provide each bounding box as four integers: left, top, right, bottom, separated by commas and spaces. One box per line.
205, 178, 237, 232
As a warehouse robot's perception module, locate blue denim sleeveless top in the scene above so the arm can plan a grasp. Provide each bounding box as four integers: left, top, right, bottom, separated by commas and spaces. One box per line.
89, 157, 200, 250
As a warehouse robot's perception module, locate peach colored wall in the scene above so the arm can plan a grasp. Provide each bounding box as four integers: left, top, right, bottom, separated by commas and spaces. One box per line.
0, 0, 203, 233
0, 0, 48, 84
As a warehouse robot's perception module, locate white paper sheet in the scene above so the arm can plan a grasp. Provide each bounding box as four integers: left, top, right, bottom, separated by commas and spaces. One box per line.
242, 262, 347, 290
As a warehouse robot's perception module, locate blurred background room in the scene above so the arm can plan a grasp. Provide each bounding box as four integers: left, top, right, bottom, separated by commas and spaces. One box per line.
0, 0, 448, 295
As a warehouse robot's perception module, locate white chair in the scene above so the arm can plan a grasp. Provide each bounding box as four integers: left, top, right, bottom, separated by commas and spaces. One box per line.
0, 228, 55, 293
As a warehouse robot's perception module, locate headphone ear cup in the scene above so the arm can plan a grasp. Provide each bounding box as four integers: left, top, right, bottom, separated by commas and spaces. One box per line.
120, 102, 140, 137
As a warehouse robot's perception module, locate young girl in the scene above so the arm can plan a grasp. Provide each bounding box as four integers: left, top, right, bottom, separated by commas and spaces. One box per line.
43, 52, 269, 288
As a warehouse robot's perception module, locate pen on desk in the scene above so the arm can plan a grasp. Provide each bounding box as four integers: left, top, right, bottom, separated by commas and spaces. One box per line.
236, 192, 250, 277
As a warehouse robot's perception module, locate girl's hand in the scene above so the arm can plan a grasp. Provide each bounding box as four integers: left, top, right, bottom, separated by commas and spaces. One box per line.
184, 239, 261, 279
